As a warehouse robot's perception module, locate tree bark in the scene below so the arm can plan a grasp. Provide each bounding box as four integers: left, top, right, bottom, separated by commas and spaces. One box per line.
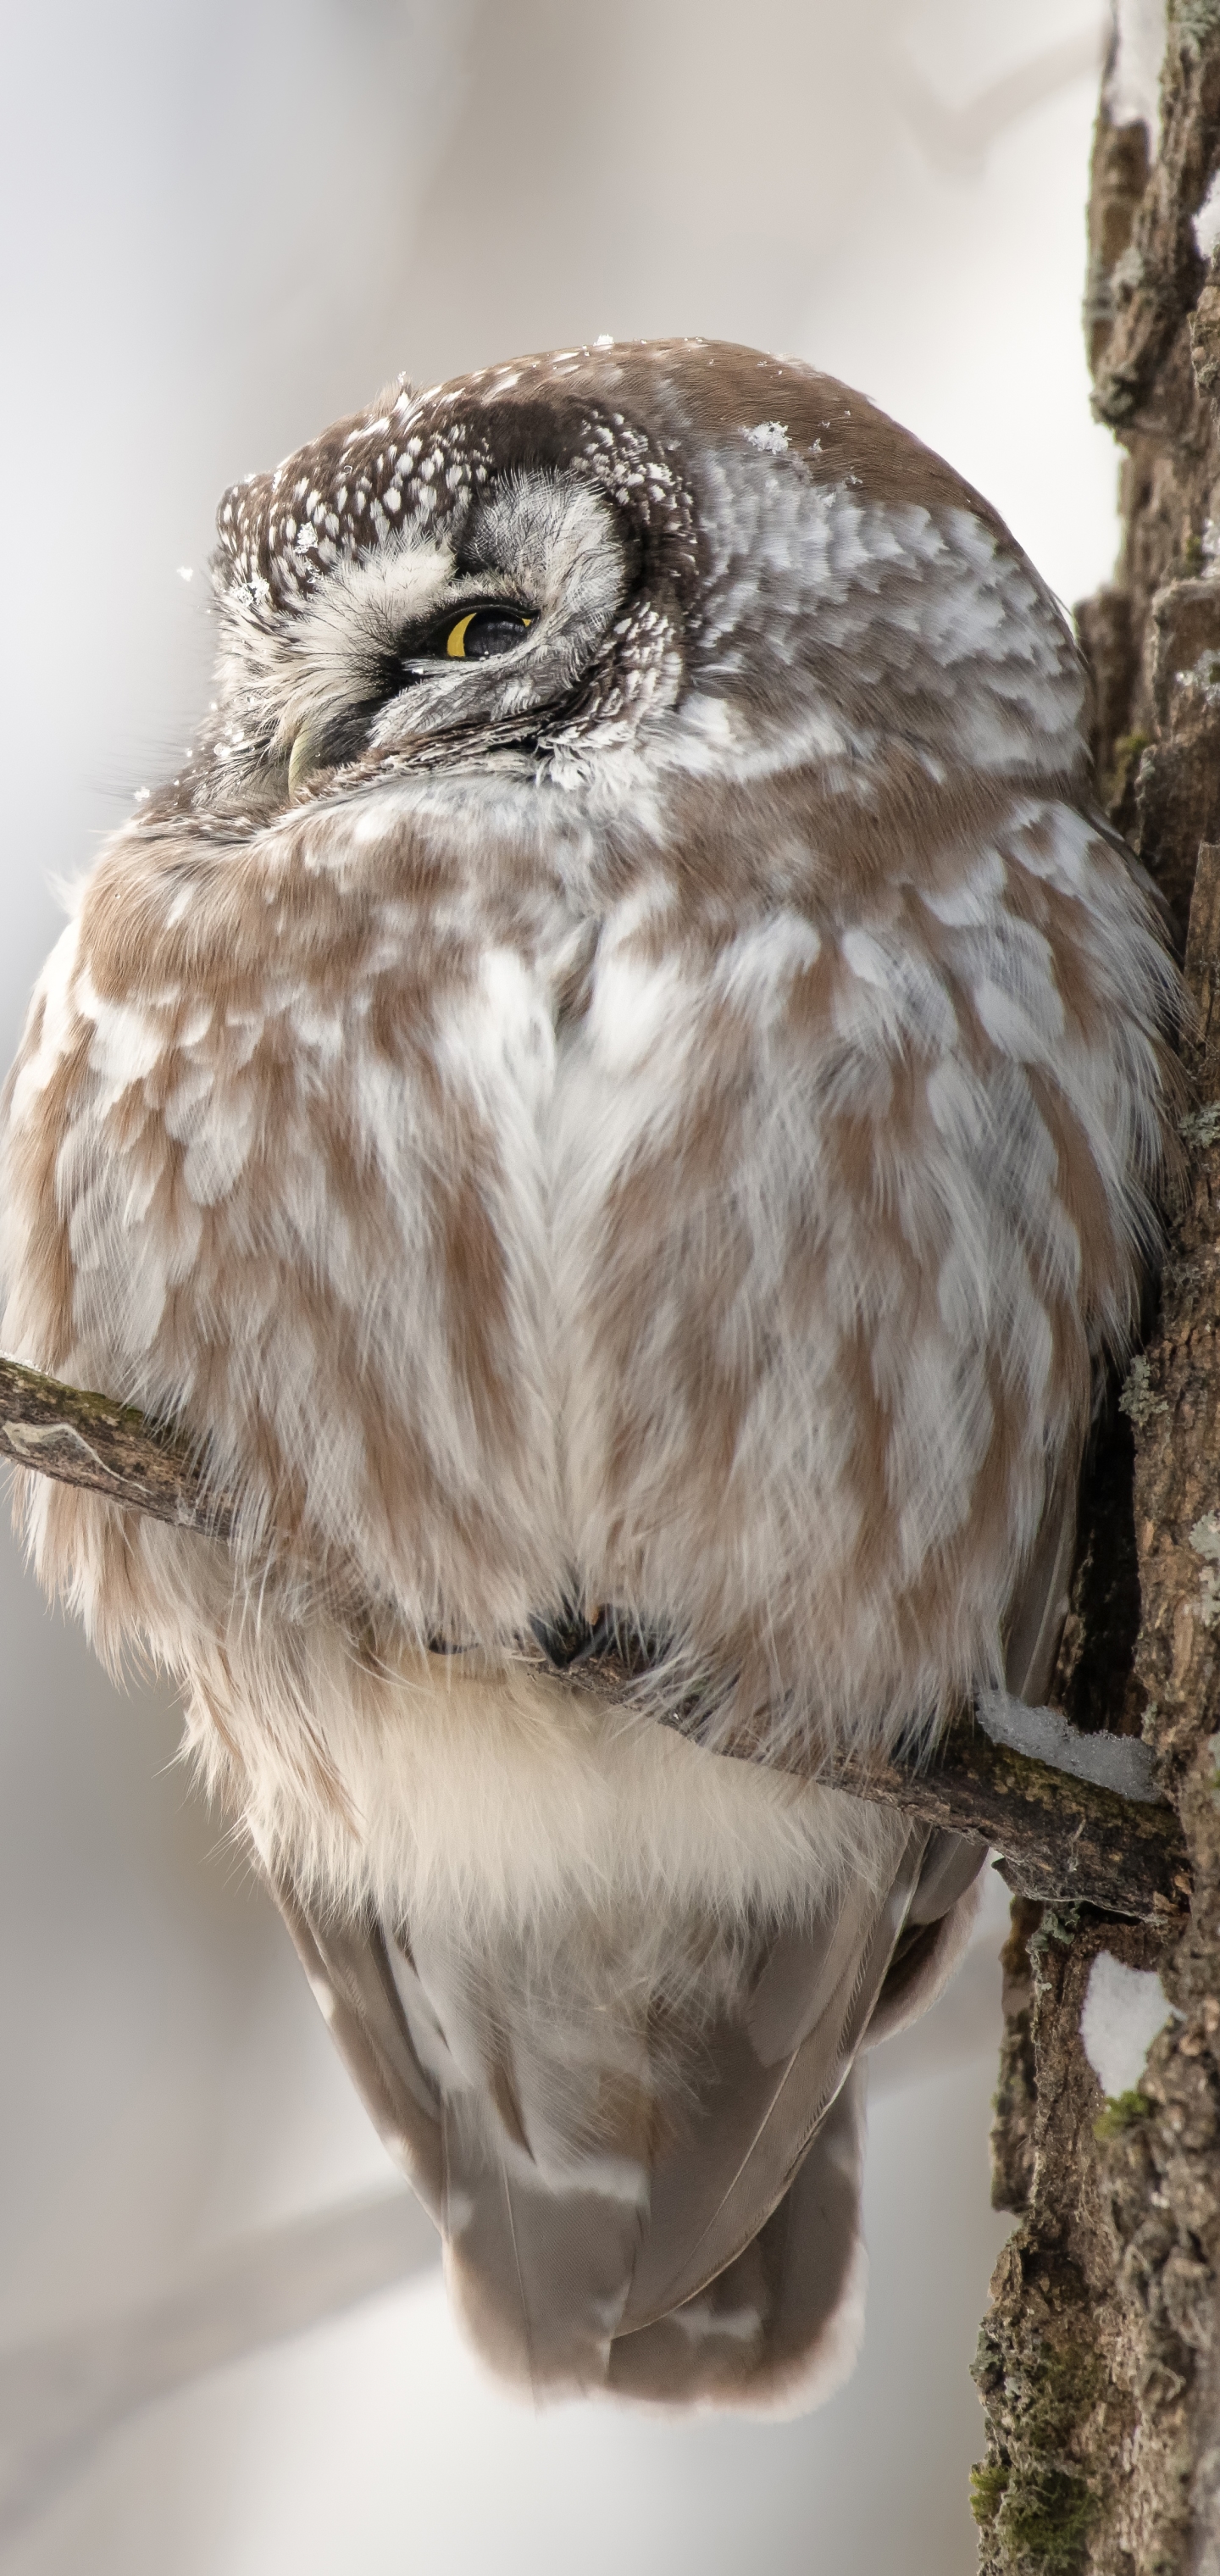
973, 13, 1220, 2569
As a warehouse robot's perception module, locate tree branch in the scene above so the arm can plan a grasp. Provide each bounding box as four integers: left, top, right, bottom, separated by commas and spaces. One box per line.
0, 1352, 1188, 1921
822, 1725, 1188, 1922
0, 1354, 234, 1535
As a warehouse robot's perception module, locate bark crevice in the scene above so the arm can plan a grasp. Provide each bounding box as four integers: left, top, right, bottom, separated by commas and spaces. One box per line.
974, 14, 1220, 2567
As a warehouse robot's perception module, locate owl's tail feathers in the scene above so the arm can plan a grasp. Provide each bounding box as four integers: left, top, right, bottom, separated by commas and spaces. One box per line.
604, 2068, 869, 2412
274, 1822, 983, 2412
272, 1879, 446, 2226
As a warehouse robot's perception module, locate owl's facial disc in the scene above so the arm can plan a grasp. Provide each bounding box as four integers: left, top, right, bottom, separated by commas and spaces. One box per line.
219, 469, 633, 803
283, 589, 541, 795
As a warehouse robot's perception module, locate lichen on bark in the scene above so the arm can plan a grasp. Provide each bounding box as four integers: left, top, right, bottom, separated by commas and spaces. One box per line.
973, 8, 1220, 2568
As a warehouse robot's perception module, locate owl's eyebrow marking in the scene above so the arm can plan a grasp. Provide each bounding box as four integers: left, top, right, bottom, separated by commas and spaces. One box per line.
0, 1350, 1189, 1924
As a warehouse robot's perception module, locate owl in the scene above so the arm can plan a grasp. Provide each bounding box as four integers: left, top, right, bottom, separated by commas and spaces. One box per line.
2, 339, 1176, 2409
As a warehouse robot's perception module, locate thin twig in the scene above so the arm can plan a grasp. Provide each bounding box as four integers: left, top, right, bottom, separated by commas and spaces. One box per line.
0, 1353, 234, 1533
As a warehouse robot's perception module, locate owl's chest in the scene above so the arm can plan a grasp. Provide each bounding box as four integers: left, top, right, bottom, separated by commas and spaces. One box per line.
134, 864, 833, 1454
243, 889, 717, 1293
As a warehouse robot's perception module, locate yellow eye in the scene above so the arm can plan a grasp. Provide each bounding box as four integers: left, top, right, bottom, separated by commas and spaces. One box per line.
444, 608, 534, 660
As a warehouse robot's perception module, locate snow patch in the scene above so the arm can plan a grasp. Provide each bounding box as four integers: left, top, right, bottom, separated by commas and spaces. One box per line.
975, 1690, 1161, 1802
1105, 0, 1166, 155
1080, 1951, 1175, 2100
1197, 169, 1220, 264
745, 420, 789, 456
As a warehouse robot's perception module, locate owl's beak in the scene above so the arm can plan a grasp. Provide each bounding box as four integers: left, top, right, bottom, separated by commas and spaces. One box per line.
287, 724, 323, 799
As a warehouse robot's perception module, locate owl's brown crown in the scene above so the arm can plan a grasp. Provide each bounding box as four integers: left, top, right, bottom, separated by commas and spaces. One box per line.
211, 335, 1010, 621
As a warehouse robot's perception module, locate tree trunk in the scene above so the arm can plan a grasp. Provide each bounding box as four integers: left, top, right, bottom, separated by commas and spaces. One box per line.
973, 12, 1220, 2570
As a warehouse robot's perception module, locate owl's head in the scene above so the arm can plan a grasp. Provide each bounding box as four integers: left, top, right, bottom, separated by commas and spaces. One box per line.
189, 338, 1085, 821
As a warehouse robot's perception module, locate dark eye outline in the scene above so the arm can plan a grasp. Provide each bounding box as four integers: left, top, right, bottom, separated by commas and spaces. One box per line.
400, 601, 537, 666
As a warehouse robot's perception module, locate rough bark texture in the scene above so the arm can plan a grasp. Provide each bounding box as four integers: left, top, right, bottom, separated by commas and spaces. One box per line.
974, 11, 1220, 2568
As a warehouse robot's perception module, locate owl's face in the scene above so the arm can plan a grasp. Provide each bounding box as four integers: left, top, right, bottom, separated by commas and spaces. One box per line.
181, 338, 1086, 830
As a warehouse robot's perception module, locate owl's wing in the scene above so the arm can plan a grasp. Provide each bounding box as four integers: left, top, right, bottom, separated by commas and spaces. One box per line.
273, 1813, 983, 2409
1002, 1469, 1079, 1709
858, 1470, 1078, 2058
857, 1472, 1077, 2070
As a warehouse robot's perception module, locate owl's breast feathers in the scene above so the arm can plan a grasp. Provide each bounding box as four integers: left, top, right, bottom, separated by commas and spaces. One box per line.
0, 341, 1179, 2403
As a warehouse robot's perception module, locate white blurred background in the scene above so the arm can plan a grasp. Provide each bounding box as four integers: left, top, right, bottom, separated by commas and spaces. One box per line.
0, 2, 1118, 2568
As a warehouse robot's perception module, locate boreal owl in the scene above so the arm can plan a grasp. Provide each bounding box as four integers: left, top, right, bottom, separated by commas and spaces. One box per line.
1, 340, 1178, 2408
